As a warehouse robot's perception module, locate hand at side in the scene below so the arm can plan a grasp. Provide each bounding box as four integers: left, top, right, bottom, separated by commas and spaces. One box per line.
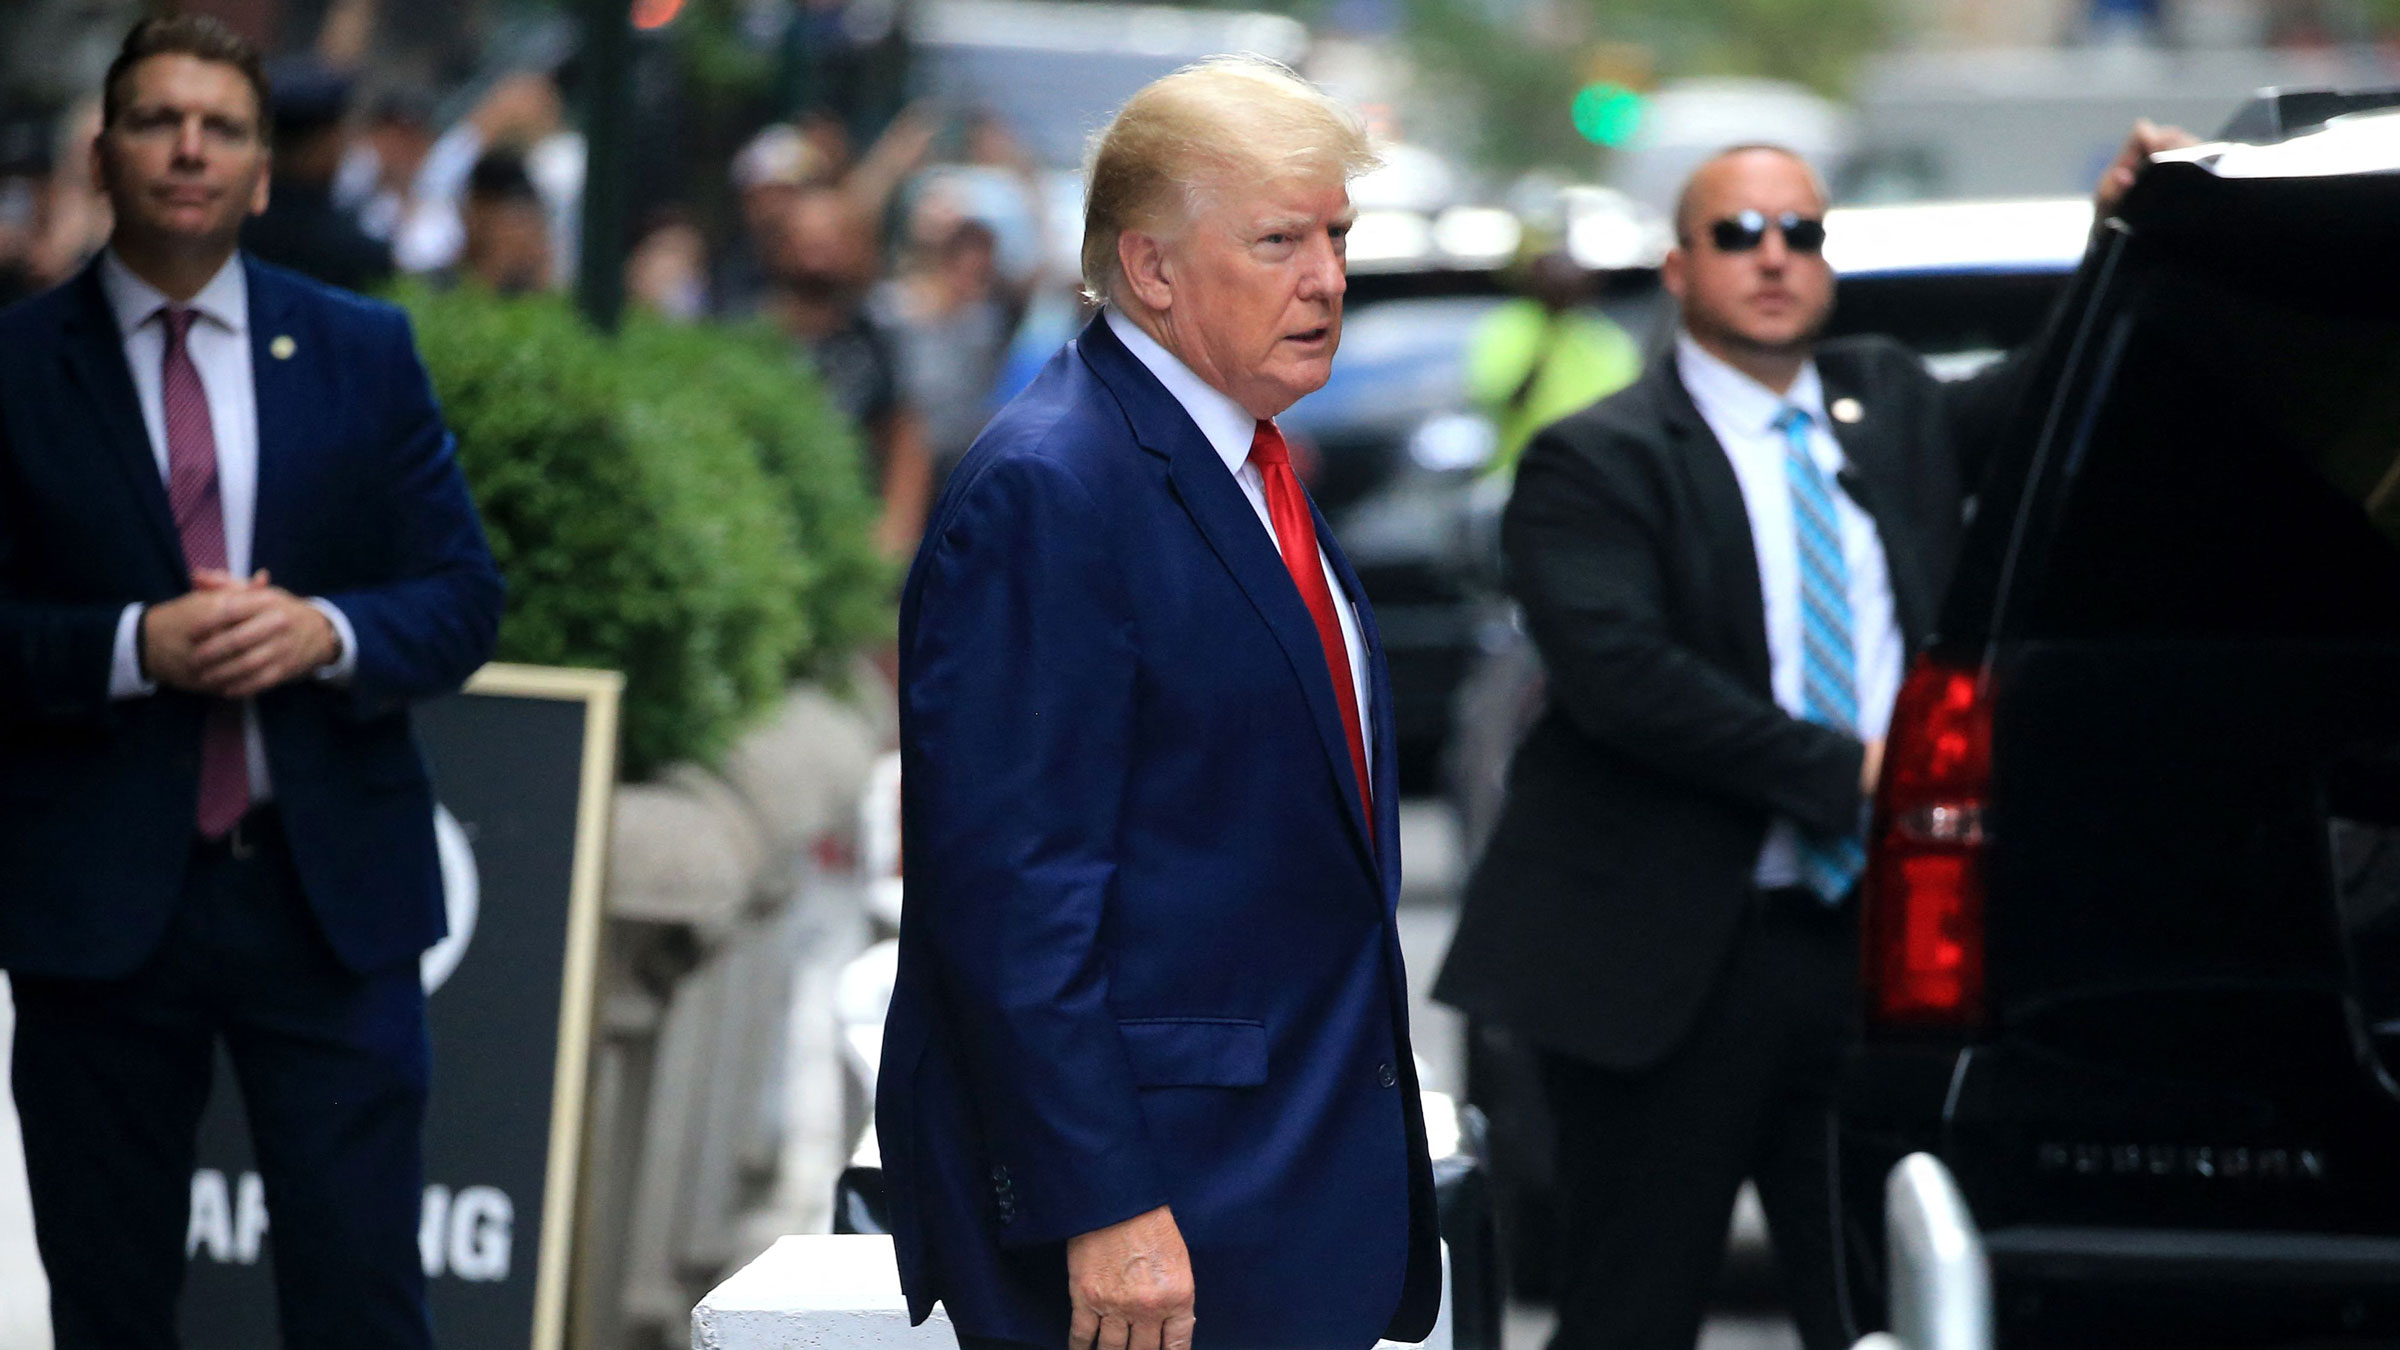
1066, 1205, 1195, 1350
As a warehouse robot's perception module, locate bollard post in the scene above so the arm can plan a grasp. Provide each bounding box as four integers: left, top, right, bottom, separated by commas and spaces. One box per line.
1882, 1152, 1993, 1350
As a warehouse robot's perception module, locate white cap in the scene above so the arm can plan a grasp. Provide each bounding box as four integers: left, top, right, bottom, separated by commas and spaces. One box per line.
731, 123, 821, 191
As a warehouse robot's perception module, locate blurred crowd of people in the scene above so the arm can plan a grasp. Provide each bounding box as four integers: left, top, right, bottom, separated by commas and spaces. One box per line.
720, 105, 1047, 554
0, 51, 1057, 560
0, 99, 110, 311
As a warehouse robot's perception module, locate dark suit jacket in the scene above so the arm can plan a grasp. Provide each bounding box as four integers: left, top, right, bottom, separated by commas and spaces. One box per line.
877, 315, 1441, 1349
0, 255, 503, 979
1434, 336, 2014, 1071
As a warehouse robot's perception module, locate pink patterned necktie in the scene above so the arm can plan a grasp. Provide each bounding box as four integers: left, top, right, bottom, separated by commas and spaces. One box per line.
159, 306, 250, 839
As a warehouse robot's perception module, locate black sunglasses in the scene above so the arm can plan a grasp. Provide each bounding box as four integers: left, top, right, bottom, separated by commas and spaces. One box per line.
1707, 210, 1826, 255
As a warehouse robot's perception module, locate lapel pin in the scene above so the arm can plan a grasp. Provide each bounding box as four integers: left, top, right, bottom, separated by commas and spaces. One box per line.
270, 335, 296, 360
1831, 397, 1864, 425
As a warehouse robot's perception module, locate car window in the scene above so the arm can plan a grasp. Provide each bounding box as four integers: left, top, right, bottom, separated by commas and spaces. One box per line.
2019, 264, 2400, 640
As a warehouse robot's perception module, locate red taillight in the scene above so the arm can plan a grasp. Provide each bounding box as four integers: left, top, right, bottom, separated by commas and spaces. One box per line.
1862, 656, 1992, 1030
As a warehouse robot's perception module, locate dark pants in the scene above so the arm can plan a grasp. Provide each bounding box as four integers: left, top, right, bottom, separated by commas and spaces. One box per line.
10, 810, 433, 1349
1541, 888, 1859, 1350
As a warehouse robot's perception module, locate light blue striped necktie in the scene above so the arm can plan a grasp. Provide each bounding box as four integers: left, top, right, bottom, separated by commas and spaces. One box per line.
1776, 405, 1868, 904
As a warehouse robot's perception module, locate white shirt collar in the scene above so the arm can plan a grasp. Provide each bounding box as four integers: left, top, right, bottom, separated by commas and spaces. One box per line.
99, 249, 249, 341
1104, 307, 1259, 477
1674, 329, 1829, 438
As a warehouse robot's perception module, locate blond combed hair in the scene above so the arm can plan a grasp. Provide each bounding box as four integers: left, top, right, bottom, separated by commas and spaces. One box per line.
1081, 56, 1379, 306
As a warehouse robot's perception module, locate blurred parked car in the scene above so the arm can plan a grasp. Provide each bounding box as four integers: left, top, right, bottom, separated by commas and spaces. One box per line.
1447, 192, 2095, 1303
1838, 90, 2400, 1349
1291, 204, 1668, 792
1283, 289, 1507, 791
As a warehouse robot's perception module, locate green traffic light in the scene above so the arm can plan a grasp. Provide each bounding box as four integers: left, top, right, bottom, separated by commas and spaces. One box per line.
1572, 82, 1644, 147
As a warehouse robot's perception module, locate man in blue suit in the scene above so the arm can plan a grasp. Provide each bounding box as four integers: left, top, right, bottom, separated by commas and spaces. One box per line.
0, 18, 501, 1348
878, 58, 1441, 1350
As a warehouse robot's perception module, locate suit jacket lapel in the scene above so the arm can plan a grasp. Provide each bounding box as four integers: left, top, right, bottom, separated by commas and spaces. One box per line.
245, 259, 299, 578
1657, 355, 1775, 692
1315, 507, 1401, 903
1817, 362, 1930, 648
1077, 316, 1380, 879
58, 264, 184, 579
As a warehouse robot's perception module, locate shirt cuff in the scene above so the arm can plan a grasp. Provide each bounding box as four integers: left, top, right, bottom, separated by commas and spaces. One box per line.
110, 603, 157, 700
308, 599, 359, 684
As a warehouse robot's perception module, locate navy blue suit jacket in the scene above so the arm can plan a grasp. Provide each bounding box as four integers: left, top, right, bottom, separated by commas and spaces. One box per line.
0, 256, 503, 979
878, 316, 1441, 1349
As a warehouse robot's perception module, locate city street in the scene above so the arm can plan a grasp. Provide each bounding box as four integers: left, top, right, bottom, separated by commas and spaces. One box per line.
1395, 802, 1805, 1350
6, 6, 2398, 1348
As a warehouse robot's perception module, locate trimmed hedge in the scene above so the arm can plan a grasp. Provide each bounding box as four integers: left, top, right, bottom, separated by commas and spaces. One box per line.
396, 284, 893, 778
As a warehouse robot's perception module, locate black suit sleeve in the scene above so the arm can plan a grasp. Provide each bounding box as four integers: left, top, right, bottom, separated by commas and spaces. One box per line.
1938, 346, 2037, 493
1504, 421, 1865, 837
0, 413, 122, 727
317, 307, 503, 717
1931, 255, 2098, 493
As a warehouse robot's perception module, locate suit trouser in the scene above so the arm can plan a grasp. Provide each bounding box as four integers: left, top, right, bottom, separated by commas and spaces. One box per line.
10, 809, 434, 1350
1540, 888, 1858, 1350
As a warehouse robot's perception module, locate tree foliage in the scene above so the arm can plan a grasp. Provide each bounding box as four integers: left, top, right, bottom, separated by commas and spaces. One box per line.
1603, 0, 1890, 93
1399, 0, 1890, 174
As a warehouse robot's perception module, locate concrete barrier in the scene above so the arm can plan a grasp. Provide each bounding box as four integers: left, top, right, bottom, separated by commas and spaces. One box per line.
592, 676, 894, 1349
0, 975, 54, 1350
693, 1234, 1455, 1350
693, 1235, 955, 1349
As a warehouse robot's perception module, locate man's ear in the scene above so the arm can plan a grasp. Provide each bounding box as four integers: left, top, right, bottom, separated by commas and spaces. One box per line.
1118, 229, 1173, 313
1661, 245, 1687, 304
250, 162, 271, 216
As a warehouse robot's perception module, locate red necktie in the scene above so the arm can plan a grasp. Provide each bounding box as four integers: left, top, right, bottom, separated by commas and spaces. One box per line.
160, 306, 250, 839
1249, 420, 1372, 832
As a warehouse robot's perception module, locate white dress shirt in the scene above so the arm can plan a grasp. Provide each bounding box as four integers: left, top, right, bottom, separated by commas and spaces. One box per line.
1105, 308, 1374, 777
99, 250, 358, 804
1675, 333, 1902, 888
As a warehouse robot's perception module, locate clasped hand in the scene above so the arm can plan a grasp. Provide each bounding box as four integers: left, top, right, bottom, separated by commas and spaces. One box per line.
142, 568, 339, 701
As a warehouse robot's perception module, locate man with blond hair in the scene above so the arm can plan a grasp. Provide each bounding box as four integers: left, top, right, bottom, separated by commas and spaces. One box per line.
877, 57, 1442, 1350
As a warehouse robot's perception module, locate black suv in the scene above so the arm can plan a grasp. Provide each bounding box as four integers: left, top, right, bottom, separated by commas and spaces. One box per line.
1839, 93, 2400, 1348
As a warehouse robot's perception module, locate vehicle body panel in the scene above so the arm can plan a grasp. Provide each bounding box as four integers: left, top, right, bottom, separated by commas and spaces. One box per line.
1841, 116, 2400, 1347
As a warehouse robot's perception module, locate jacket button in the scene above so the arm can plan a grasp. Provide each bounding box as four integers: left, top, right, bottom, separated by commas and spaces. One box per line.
1376, 1061, 1397, 1089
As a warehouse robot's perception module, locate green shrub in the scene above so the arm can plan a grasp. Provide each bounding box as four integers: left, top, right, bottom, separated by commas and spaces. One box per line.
395, 283, 892, 778
614, 317, 891, 680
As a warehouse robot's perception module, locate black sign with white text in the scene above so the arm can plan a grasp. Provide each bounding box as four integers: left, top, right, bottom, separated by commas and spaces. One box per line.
179, 668, 618, 1350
